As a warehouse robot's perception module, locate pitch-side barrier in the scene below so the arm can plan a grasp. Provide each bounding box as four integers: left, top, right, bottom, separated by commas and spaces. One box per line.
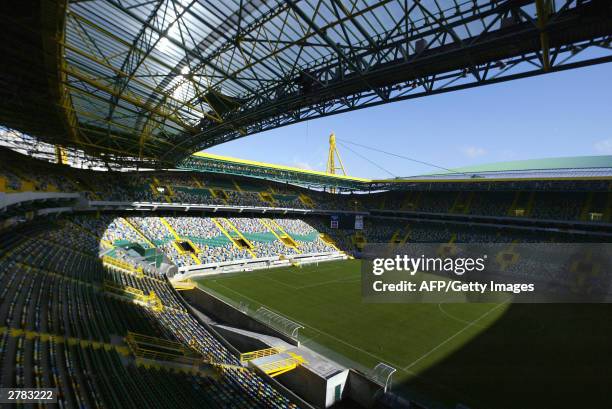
172, 251, 348, 280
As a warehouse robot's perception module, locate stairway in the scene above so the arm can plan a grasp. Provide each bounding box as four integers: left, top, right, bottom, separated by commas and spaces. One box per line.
121, 218, 155, 248
210, 218, 256, 258
262, 219, 300, 251
298, 193, 315, 208
158, 218, 201, 264
450, 191, 474, 214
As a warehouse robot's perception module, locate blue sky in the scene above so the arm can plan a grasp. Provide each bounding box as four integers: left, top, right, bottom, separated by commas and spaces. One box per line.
206, 63, 612, 179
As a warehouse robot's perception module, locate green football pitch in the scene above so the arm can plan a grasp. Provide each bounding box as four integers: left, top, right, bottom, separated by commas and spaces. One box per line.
195, 260, 612, 409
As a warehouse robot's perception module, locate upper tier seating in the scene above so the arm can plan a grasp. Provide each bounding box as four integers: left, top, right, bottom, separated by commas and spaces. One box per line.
2, 147, 610, 223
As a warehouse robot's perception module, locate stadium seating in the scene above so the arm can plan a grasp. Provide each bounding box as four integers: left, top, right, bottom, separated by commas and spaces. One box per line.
0, 197, 608, 409
4, 147, 609, 225
0, 220, 300, 409
110, 216, 338, 267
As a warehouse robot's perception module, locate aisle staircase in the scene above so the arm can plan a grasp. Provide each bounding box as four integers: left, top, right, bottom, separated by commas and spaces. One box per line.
298, 193, 315, 208
126, 332, 222, 377
0, 327, 130, 356
64, 219, 113, 249
257, 353, 306, 377
210, 218, 256, 258
352, 231, 366, 251
0, 170, 36, 193
102, 256, 144, 278
152, 177, 175, 203
495, 240, 521, 271
437, 234, 457, 257
319, 233, 341, 252
209, 189, 228, 203
73, 175, 102, 199
126, 332, 199, 362
450, 191, 475, 214
159, 217, 201, 264
103, 281, 163, 312
121, 218, 155, 248
508, 191, 536, 217
261, 219, 300, 251
259, 191, 276, 206
400, 191, 422, 210
191, 175, 204, 188
579, 192, 594, 221
605, 192, 612, 222
239, 347, 287, 364
13, 164, 55, 191
240, 347, 305, 378
390, 223, 411, 244
159, 217, 181, 240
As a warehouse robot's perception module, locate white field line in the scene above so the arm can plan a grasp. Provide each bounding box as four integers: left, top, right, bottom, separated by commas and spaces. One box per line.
437, 303, 488, 330
403, 302, 508, 371
294, 276, 360, 290
262, 274, 299, 289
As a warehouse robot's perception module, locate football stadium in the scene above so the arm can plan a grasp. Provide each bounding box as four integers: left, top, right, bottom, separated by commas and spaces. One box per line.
1, 1, 612, 408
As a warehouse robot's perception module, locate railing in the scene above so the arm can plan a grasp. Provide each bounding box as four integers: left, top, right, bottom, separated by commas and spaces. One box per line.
102, 255, 144, 278
103, 281, 163, 311
240, 346, 286, 363
258, 352, 306, 378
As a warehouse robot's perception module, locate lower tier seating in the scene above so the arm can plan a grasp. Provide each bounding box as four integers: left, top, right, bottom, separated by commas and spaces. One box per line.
0, 221, 299, 409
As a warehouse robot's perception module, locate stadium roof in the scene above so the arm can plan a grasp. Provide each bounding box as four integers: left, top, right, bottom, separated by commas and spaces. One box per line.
375, 155, 612, 185
178, 153, 612, 190
430, 155, 612, 174
1, 1, 611, 167
179, 152, 369, 190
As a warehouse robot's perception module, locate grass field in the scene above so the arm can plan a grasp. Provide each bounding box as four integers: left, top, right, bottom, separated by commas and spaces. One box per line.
195, 260, 612, 409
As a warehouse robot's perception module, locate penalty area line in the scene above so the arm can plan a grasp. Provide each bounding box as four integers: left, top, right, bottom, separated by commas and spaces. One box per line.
403, 301, 508, 371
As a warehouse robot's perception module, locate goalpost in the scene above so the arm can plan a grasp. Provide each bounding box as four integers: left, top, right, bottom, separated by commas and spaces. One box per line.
370, 363, 396, 392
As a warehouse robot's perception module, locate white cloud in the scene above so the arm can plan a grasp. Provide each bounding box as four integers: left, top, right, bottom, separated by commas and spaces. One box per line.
292, 160, 315, 170
461, 146, 487, 158
594, 138, 612, 154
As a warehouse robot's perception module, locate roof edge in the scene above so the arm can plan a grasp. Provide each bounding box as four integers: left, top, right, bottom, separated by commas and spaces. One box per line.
192, 152, 371, 182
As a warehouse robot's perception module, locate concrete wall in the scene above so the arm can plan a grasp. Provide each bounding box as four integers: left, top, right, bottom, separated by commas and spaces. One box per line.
344, 370, 385, 408
325, 370, 350, 408
0, 191, 80, 210
250, 365, 316, 409
275, 366, 350, 408
272, 365, 329, 408
212, 325, 271, 353
181, 287, 299, 346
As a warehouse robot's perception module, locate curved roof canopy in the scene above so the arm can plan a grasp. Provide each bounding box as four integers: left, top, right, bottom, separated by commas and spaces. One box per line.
178, 153, 612, 190
1, 0, 611, 166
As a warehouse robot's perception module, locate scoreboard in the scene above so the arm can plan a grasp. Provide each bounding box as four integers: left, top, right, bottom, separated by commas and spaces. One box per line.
330, 214, 363, 230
